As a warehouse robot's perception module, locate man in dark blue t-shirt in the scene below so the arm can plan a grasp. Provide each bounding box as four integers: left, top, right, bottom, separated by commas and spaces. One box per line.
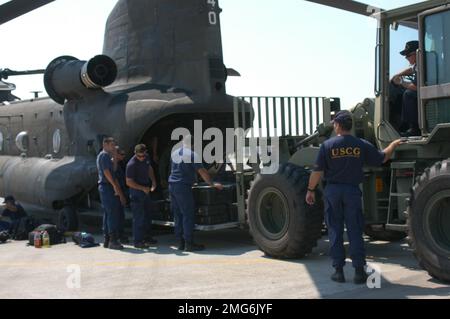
97, 137, 126, 250
169, 135, 223, 252
113, 146, 129, 243
0, 196, 27, 235
126, 144, 158, 249
306, 110, 402, 284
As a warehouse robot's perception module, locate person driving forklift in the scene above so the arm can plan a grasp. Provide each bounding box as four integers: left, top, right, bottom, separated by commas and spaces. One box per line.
391, 40, 420, 137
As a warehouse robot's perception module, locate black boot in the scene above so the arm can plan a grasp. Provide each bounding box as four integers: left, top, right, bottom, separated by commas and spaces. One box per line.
108, 234, 124, 250
103, 235, 110, 249
184, 242, 205, 252
331, 267, 346, 283
134, 242, 150, 249
354, 267, 368, 285
144, 237, 158, 245
120, 236, 129, 244
177, 239, 185, 251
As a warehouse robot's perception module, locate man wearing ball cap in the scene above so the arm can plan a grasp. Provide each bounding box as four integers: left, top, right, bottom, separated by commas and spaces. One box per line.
306, 110, 402, 284
391, 40, 420, 136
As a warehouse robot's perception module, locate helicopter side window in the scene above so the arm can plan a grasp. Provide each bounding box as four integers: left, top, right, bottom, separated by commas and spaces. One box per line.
15, 131, 29, 153
53, 129, 61, 154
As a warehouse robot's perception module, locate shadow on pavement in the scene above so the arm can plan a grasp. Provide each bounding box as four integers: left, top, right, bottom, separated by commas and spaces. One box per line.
260, 234, 450, 298
55, 213, 450, 298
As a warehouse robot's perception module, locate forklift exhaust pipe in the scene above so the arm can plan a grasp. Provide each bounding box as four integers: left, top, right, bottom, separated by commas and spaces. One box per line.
44, 55, 117, 105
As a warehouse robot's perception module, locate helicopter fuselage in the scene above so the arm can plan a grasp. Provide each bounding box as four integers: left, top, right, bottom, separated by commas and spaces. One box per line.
0, 85, 236, 210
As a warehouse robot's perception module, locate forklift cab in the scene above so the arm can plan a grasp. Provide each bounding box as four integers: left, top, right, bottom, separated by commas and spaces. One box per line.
374, 1, 450, 147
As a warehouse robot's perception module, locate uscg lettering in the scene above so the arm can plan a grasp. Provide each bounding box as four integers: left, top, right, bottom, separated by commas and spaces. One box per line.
331, 147, 361, 158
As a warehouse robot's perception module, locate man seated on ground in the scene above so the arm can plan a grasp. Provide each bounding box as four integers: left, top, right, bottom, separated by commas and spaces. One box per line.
391, 40, 420, 137
0, 196, 28, 235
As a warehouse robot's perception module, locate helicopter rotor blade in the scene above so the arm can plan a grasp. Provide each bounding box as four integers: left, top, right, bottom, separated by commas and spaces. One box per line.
0, 0, 55, 25
0, 68, 46, 80
304, 0, 383, 17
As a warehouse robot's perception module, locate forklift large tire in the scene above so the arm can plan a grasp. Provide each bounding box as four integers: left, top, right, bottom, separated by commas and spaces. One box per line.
247, 163, 323, 258
408, 159, 450, 283
58, 206, 79, 232
364, 225, 407, 242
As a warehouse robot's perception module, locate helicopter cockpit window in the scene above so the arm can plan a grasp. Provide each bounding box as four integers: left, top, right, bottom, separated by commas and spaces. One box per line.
53, 129, 61, 154
15, 131, 29, 153
424, 10, 450, 86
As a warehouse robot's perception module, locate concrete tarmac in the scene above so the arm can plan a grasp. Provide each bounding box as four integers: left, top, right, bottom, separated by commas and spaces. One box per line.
0, 227, 449, 299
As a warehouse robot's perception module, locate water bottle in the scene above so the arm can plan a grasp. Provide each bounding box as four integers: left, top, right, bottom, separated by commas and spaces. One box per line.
42, 231, 50, 248
34, 231, 42, 248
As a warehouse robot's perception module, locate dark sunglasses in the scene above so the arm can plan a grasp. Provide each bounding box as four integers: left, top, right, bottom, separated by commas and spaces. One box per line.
406, 52, 416, 58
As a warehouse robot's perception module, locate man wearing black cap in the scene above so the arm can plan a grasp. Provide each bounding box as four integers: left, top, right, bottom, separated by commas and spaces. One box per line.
126, 144, 158, 249
305, 110, 402, 284
392, 40, 420, 137
0, 196, 28, 235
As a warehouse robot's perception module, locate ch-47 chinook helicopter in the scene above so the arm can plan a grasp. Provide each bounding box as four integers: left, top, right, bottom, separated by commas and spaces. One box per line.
0, 0, 244, 230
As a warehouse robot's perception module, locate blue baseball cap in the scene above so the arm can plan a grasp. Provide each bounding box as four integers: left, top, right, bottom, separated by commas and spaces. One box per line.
333, 110, 352, 124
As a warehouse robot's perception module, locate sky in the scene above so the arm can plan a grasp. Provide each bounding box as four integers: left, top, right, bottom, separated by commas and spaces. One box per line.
0, 0, 422, 109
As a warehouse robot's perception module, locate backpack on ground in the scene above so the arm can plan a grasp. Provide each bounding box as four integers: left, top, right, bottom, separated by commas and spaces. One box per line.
72, 232, 100, 248
28, 224, 66, 246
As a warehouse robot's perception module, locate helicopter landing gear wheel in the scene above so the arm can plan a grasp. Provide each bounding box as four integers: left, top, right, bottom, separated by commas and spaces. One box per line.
58, 206, 79, 232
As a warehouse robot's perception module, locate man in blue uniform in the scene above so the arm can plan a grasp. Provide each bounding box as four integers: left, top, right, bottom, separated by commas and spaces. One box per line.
306, 110, 402, 284
169, 135, 223, 252
126, 144, 158, 249
113, 146, 129, 243
97, 137, 126, 250
391, 40, 420, 137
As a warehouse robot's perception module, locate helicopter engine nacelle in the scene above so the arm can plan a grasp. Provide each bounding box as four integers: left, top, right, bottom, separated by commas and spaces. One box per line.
44, 55, 117, 105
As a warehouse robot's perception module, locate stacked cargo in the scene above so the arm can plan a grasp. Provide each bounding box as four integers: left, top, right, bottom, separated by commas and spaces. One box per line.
192, 183, 237, 225
152, 183, 237, 225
